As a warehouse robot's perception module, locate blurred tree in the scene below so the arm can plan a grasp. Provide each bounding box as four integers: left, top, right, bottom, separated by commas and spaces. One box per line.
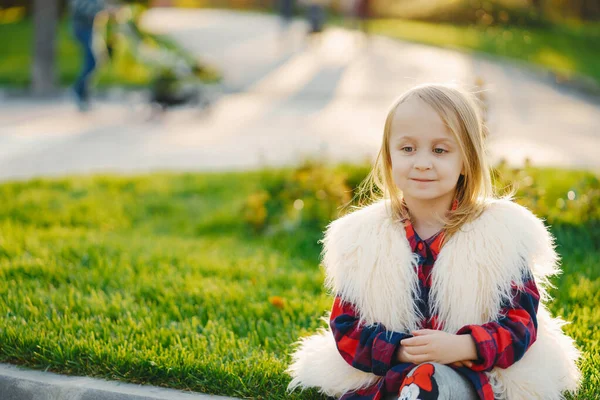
0, 0, 151, 15
544, 0, 600, 21
31, 0, 59, 95
120, 0, 150, 4
0, 0, 68, 15
530, 0, 543, 18
576, 0, 600, 20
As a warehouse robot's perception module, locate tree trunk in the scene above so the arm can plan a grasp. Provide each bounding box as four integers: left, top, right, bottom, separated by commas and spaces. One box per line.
530, 0, 544, 20
580, 0, 600, 20
31, 0, 59, 95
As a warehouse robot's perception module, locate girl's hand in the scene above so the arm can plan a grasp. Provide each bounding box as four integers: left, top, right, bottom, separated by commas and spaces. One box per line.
450, 360, 474, 368
397, 329, 478, 366
396, 343, 415, 364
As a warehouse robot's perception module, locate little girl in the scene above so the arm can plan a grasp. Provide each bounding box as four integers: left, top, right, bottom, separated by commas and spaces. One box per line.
286, 83, 581, 400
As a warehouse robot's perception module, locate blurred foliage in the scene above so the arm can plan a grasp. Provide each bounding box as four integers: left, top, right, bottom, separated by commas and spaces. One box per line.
243, 160, 356, 234
111, 4, 221, 82
0, 0, 151, 16
243, 159, 600, 235
368, 18, 600, 86
493, 159, 600, 225
0, 15, 151, 87
0, 5, 24, 23
139, 0, 600, 24
370, 0, 600, 26
373, 0, 549, 27
0, 4, 219, 87
1, 0, 596, 24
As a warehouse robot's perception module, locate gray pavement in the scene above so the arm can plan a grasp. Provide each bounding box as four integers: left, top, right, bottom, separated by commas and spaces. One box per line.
0, 363, 237, 400
0, 9, 599, 183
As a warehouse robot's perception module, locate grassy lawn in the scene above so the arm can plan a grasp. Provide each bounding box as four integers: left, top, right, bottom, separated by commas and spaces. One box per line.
0, 164, 598, 399
367, 19, 600, 86
0, 12, 219, 88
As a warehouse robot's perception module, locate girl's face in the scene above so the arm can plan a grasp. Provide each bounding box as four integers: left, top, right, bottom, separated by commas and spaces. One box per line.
389, 98, 464, 204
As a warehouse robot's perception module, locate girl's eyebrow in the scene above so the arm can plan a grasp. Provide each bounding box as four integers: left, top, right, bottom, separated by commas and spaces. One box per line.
396, 135, 454, 144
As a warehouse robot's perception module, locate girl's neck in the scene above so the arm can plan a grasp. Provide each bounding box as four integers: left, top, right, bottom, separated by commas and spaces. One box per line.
403, 193, 455, 240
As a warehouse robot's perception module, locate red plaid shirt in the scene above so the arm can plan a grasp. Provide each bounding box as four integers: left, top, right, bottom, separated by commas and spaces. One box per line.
330, 215, 540, 400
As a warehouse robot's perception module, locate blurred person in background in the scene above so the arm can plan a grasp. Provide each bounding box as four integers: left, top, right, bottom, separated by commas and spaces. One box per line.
70, 0, 107, 111
278, 0, 295, 31
299, 0, 328, 41
276, 0, 296, 50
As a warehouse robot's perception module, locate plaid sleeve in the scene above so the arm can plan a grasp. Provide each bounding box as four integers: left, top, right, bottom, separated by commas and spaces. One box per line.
457, 276, 540, 372
329, 296, 411, 376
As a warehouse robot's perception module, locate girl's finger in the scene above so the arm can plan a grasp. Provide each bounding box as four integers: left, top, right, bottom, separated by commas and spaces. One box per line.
402, 345, 425, 356
410, 354, 432, 364
451, 360, 473, 368
401, 336, 429, 346
411, 329, 436, 336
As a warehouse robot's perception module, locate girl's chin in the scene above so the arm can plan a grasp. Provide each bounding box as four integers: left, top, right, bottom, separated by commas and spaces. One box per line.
403, 190, 454, 202
404, 192, 436, 200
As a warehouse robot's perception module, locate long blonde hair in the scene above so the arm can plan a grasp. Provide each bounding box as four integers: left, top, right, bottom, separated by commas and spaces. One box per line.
356, 83, 496, 240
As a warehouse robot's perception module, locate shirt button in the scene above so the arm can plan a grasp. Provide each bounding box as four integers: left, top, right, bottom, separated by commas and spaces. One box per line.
417, 242, 424, 250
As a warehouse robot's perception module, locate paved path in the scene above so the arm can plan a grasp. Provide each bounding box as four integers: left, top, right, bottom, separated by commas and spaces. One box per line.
0, 363, 238, 400
0, 9, 599, 183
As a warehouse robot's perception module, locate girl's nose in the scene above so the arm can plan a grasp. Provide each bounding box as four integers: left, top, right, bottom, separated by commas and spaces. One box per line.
413, 155, 433, 170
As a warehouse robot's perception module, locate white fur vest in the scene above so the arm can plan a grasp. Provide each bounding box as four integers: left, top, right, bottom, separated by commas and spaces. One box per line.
286, 199, 581, 400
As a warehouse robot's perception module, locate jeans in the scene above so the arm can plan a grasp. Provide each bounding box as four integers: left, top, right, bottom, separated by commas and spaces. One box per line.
72, 21, 96, 103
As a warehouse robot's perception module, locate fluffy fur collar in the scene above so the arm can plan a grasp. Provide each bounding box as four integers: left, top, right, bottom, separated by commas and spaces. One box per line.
322, 199, 560, 332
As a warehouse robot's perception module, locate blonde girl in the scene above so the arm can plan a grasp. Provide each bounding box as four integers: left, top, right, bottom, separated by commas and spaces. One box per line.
287, 83, 580, 400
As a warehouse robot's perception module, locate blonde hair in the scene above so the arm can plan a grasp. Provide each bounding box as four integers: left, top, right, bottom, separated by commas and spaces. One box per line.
356, 83, 496, 240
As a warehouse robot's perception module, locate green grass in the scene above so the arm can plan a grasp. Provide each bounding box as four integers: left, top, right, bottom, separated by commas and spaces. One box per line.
0, 19, 149, 88
365, 19, 600, 86
0, 167, 598, 399
0, 16, 219, 88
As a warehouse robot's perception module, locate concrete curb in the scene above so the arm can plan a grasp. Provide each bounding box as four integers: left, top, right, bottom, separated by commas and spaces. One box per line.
0, 363, 240, 400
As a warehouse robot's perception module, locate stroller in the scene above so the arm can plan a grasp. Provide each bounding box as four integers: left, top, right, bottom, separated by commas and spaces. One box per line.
148, 63, 213, 113
102, 6, 217, 113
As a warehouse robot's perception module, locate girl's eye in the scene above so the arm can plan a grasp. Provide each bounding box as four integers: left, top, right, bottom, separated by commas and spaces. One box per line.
401, 146, 414, 153
433, 148, 447, 154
